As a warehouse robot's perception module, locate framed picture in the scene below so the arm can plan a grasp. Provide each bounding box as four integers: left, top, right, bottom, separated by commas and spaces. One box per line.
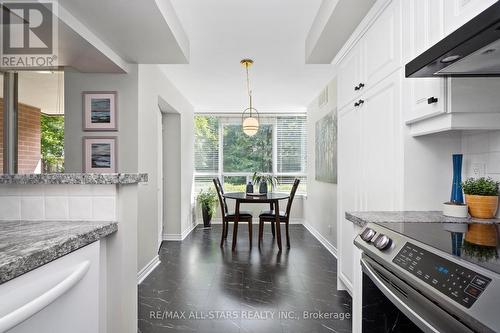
83, 137, 118, 173
83, 92, 117, 131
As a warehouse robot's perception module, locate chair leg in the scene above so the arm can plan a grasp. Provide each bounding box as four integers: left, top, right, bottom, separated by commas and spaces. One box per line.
248, 220, 253, 247
258, 220, 264, 247
271, 221, 275, 238
224, 221, 229, 239
220, 220, 226, 247
286, 222, 290, 248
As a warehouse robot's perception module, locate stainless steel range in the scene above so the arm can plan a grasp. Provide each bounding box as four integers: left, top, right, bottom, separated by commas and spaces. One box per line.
354, 222, 500, 333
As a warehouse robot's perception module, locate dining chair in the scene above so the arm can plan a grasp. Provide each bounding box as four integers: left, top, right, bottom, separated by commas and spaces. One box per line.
213, 178, 253, 247
258, 179, 300, 248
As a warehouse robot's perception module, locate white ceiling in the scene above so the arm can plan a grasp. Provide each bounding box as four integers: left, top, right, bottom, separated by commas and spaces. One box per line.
162, 0, 336, 112
58, 0, 189, 64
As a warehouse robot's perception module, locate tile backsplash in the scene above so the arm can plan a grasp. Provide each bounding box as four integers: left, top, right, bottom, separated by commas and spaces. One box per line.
462, 131, 500, 181
462, 131, 500, 218
0, 185, 116, 221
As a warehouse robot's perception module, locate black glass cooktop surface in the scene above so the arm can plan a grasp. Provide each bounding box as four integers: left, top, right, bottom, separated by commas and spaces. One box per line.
376, 222, 500, 275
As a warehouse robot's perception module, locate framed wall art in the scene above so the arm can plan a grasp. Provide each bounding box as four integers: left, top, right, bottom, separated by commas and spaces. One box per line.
83, 137, 118, 173
83, 91, 118, 131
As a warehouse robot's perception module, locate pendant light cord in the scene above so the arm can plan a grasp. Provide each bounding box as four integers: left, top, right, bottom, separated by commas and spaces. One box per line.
245, 63, 253, 116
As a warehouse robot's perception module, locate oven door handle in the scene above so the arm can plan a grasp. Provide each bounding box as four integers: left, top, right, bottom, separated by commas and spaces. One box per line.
360, 258, 440, 333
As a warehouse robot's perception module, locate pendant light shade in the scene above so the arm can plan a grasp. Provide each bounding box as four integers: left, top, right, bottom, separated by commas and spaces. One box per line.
241, 59, 259, 136
242, 110, 259, 136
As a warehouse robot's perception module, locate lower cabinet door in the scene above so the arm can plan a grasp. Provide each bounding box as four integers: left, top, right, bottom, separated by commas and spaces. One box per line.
0, 242, 101, 333
338, 103, 361, 289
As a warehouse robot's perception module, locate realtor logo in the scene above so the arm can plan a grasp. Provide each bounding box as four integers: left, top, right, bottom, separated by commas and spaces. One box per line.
0, 1, 58, 68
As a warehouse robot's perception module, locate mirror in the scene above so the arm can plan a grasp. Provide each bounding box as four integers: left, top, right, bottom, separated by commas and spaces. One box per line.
0, 71, 64, 174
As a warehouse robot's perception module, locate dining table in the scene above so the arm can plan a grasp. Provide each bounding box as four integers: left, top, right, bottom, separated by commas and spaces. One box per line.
222, 192, 290, 251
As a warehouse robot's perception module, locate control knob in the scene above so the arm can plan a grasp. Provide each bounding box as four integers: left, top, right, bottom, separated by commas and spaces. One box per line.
360, 228, 376, 242
374, 234, 392, 250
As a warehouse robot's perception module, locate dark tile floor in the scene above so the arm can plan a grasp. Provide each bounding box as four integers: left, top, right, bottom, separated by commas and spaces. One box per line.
138, 224, 352, 333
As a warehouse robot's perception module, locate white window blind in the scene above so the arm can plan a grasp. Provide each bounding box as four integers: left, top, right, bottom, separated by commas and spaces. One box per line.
276, 116, 307, 173
194, 116, 219, 173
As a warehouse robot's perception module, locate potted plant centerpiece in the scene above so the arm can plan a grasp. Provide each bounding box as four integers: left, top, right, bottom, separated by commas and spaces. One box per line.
197, 189, 218, 228
252, 172, 279, 194
462, 177, 500, 219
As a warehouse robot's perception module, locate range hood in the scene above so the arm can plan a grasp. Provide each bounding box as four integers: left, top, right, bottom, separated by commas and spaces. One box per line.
406, 1, 500, 77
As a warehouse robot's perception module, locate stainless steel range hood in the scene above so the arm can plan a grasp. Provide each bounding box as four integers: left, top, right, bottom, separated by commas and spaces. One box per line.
406, 1, 500, 77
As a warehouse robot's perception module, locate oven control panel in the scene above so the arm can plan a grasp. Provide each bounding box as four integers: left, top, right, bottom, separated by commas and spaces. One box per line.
393, 242, 491, 308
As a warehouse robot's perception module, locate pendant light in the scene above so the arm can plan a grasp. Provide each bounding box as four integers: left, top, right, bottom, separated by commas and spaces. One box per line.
240, 59, 259, 136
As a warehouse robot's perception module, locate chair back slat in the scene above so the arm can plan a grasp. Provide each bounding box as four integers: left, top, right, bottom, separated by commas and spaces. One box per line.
213, 178, 228, 216
285, 179, 300, 218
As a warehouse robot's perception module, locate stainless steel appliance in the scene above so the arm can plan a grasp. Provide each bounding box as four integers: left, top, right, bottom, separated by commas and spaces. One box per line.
354, 222, 500, 333
406, 1, 500, 77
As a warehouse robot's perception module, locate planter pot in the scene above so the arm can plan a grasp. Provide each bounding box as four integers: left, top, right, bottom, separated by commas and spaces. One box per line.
259, 182, 268, 194
442, 202, 468, 218
465, 194, 498, 219
201, 205, 212, 228
465, 224, 498, 247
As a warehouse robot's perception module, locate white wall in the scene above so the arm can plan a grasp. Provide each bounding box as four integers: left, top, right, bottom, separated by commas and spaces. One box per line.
305, 78, 338, 249
138, 65, 195, 251
461, 131, 500, 217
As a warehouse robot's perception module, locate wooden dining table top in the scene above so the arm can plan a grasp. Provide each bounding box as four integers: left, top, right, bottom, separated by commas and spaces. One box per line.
222, 192, 290, 202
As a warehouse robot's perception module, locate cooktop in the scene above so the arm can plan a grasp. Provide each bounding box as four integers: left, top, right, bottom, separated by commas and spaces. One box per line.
376, 222, 500, 275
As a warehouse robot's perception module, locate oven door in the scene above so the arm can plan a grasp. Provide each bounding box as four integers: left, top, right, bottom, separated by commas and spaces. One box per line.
361, 255, 473, 333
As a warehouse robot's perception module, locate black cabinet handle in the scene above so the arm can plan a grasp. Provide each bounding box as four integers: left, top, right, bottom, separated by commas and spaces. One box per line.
354, 99, 364, 107
354, 83, 365, 91
427, 97, 438, 104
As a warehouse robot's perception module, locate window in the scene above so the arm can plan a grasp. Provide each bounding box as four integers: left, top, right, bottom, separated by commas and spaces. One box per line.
194, 114, 307, 194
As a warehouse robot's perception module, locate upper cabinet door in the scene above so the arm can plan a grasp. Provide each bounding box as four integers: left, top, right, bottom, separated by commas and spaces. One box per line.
337, 43, 363, 109
403, 0, 447, 123
362, 0, 401, 90
444, 0, 498, 35
403, 0, 445, 61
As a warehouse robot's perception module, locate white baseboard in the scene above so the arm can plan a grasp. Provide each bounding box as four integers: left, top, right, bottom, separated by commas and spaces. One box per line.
162, 222, 197, 241
137, 255, 160, 284
303, 222, 337, 258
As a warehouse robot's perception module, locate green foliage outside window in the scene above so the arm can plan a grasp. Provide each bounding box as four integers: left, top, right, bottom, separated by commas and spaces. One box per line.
223, 124, 273, 173
41, 114, 64, 173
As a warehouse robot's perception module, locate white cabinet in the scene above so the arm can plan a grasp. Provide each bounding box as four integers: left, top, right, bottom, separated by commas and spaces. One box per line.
361, 72, 402, 212
337, 71, 402, 290
337, 0, 401, 110
337, 103, 361, 289
337, 43, 363, 110
444, 0, 497, 35
362, 0, 401, 90
402, 0, 447, 123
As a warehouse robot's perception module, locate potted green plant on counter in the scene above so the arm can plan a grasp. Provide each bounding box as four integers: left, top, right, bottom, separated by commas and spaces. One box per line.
252, 172, 279, 194
197, 189, 218, 228
462, 177, 500, 219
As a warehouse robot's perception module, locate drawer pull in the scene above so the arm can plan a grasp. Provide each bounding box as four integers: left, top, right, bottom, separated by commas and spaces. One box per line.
427, 97, 438, 104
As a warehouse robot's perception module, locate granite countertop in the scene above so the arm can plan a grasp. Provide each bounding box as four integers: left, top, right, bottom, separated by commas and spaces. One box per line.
0, 173, 148, 185
0, 220, 117, 284
346, 211, 500, 227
